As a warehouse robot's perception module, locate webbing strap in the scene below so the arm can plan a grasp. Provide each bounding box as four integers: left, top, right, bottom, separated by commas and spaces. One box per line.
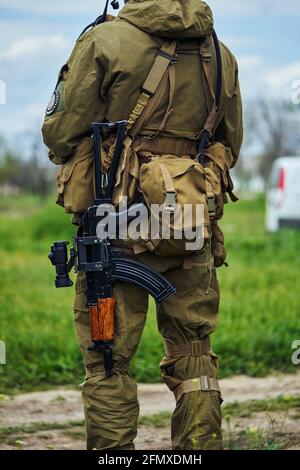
205, 180, 216, 218
212, 29, 223, 112
159, 163, 177, 211
159, 163, 176, 194
196, 30, 223, 160
127, 41, 177, 136
143, 42, 177, 95
149, 64, 176, 139
133, 135, 198, 155
126, 93, 150, 135
164, 337, 211, 358
174, 376, 221, 402
129, 72, 168, 139
200, 43, 218, 136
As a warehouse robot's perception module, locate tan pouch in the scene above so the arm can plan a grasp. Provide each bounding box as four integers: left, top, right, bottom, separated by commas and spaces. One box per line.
204, 142, 235, 219
56, 137, 95, 214
139, 154, 221, 256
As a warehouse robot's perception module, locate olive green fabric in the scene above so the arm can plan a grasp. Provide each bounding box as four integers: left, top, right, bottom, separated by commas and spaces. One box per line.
74, 246, 222, 450
120, 0, 214, 39
211, 220, 227, 268
56, 137, 95, 214
42, 0, 243, 165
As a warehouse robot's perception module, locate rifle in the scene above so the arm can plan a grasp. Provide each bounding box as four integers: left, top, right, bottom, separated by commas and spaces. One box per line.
49, 121, 176, 377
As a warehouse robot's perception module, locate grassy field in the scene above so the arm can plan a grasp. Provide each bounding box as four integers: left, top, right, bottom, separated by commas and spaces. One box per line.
0, 193, 300, 393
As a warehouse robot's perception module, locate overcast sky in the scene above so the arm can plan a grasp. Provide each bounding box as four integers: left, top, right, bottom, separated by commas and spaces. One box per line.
0, 0, 300, 145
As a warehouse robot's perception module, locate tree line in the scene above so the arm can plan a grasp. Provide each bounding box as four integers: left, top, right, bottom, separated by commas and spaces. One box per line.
0, 134, 55, 197
0, 99, 300, 197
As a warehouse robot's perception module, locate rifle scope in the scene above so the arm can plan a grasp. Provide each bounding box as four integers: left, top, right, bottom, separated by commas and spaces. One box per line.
48, 241, 73, 288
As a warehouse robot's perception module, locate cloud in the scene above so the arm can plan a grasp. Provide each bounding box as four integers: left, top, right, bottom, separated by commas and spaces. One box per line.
0, 0, 108, 16
237, 55, 264, 70
263, 61, 300, 91
209, 0, 262, 17
222, 36, 259, 49
1, 0, 300, 19
0, 35, 68, 61
234, 55, 266, 99
0, 0, 299, 145
209, 0, 300, 17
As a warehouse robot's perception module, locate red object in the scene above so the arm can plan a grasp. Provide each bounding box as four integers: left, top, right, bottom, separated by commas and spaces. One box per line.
278, 167, 286, 191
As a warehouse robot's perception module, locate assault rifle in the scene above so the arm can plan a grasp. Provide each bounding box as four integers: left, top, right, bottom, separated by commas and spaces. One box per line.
49, 121, 176, 377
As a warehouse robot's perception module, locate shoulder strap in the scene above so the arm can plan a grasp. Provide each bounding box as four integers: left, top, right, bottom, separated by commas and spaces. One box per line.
127, 41, 177, 139
197, 30, 223, 162
213, 30, 223, 113
199, 30, 222, 134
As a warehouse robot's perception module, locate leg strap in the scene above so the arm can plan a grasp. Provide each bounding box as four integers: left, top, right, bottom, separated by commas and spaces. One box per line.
164, 336, 211, 358
174, 376, 221, 402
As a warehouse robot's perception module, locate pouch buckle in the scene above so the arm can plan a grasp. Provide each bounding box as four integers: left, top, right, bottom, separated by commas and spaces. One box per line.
101, 173, 109, 190
200, 376, 210, 391
200, 49, 212, 63
157, 50, 178, 65
207, 195, 216, 218
163, 191, 177, 212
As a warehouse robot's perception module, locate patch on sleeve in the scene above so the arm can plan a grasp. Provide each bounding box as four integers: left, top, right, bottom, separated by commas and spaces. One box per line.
45, 90, 60, 116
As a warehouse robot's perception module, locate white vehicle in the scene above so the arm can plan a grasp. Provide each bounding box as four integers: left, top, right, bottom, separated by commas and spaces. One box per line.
266, 157, 300, 232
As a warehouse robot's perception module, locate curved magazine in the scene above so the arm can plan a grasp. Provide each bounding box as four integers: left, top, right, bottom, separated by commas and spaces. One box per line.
111, 257, 176, 304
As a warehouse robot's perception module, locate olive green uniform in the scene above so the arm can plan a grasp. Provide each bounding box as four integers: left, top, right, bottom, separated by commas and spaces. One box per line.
42, 0, 243, 450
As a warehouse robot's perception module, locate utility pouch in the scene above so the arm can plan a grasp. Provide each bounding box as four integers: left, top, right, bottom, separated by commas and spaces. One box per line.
138, 154, 221, 256
203, 142, 236, 219
56, 137, 95, 214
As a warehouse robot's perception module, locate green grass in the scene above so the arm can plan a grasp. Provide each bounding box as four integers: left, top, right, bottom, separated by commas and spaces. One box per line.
0, 420, 85, 442
223, 395, 300, 418
0, 193, 300, 392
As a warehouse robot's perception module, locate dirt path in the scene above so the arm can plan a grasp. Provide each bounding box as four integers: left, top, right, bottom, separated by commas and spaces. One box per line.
1, 372, 300, 450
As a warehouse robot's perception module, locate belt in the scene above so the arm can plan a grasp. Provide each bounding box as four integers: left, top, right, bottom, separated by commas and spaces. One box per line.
133, 135, 198, 156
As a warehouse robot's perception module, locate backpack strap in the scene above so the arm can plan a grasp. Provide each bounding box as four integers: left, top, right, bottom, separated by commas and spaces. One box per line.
197, 30, 223, 163
127, 40, 177, 139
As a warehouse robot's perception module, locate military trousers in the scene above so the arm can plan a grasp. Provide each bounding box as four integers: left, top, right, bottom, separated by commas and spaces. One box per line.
73, 245, 223, 450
